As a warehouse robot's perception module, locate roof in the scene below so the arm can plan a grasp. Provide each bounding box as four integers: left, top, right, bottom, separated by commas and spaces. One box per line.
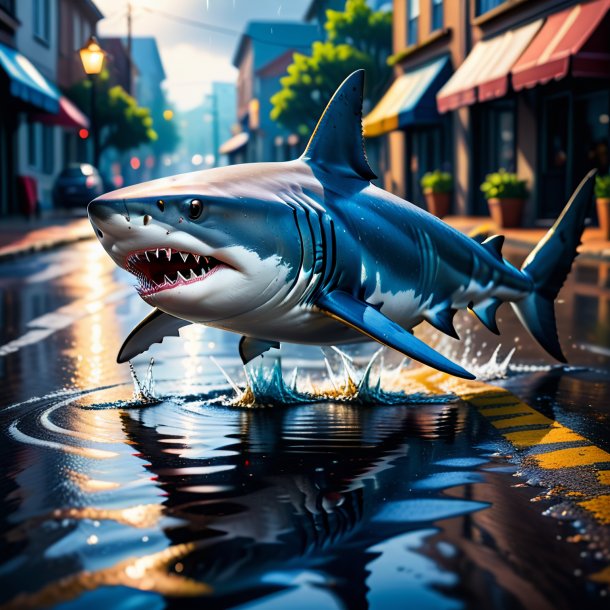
124, 37, 166, 81
232, 21, 319, 70
82, 0, 104, 21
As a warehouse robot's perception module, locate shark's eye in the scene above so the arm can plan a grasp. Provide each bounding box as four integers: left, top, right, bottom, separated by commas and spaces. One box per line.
189, 199, 203, 219
157, 199, 165, 212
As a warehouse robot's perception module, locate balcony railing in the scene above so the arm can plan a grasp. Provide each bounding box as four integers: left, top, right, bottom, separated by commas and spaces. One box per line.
0, 0, 15, 17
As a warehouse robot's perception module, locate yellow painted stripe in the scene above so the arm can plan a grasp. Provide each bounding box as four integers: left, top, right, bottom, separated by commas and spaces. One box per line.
532, 446, 610, 470
578, 495, 610, 525
479, 404, 534, 417
503, 426, 585, 448
491, 413, 554, 429
589, 565, 610, 584
598, 471, 610, 486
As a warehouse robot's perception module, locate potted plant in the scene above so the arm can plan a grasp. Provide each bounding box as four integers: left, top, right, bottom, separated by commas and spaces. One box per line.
421, 170, 452, 218
595, 174, 610, 240
480, 169, 528, 228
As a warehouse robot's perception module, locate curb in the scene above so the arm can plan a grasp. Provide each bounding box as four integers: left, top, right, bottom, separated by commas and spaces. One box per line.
0, 233, 94, 263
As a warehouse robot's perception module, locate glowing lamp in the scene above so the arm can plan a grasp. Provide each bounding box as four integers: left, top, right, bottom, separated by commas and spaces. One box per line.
79, 128, 89, 139
79, 36, 106, 75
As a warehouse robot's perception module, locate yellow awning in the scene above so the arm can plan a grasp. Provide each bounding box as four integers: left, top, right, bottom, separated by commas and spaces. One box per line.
363, 56, 451, 138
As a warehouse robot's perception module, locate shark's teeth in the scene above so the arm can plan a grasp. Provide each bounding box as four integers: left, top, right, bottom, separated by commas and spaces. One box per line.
177, 271, 187, 282
194, 254, 200, 263
163, 274, 172, 284
144, 251, 150, 262
189, 269, 197, 280
165, 248, 172, 259
179, 252, 188, 263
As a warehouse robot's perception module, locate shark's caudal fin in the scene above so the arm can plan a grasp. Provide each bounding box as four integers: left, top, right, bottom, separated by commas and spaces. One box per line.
511, 170, 596, 362
300, 69, 377, 181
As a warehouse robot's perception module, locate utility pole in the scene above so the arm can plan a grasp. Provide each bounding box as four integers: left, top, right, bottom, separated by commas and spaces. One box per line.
212, 87, 219, 167
126, 1, 133, 95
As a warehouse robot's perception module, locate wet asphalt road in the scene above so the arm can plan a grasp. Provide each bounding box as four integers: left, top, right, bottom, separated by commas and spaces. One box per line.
0, 238, 609, 610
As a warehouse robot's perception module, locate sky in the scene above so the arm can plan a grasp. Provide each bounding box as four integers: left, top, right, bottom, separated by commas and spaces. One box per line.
96, 0, 312, 111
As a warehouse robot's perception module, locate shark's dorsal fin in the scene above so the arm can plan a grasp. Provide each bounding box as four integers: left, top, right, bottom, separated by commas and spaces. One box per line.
481, 235, 505, 260
300, 70, 377, 181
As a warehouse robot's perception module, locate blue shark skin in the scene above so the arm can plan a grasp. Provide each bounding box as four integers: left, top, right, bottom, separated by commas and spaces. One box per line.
88, 70, 595, 380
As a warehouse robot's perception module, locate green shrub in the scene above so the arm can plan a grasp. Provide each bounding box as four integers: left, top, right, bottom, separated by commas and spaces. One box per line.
480, 169, 528, 200
595, 174, 610, 198
420, 170, 453, 194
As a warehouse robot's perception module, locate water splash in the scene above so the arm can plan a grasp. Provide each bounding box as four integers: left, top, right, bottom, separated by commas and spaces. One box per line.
129, 358, 157, 404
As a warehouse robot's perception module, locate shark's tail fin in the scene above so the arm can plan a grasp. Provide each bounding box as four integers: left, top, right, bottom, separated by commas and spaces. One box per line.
510, 170, 596, 362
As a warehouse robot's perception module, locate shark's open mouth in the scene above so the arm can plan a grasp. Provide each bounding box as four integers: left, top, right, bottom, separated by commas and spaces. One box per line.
126, 248, 228, 296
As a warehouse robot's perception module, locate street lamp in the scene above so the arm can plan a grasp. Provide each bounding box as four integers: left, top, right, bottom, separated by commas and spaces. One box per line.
79, 36, 106, 168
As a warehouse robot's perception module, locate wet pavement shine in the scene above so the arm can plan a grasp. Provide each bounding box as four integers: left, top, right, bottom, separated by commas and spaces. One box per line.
0, 239, 609, 610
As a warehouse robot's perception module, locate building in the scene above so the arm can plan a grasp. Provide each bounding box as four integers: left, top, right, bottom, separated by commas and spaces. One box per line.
224, 21, 319, 164
365, 0, 610, 226
0, 0, 98, 216
177, 81, 237, 174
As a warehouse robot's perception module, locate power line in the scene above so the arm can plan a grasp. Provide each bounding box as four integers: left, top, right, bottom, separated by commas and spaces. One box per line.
140, 7, 316, 50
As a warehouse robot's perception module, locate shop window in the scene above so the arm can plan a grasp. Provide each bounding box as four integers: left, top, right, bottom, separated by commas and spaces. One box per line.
33, 0, 50, 44
431, 0, 443, 31
42, 126, 54, 174
408, 0, 419, 45
473, 102, 516, 214
28, 122, 38, 168
477, 0, 504, 16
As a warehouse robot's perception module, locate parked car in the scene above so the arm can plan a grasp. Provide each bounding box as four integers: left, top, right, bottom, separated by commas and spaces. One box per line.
52, 164, 105, 210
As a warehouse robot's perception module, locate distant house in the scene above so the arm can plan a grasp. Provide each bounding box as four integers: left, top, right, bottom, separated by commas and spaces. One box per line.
225, 21, 319, 164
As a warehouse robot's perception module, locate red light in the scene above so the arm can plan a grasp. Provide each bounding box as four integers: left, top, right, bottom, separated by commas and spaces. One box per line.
130, 157, 141, 170
85, 176, 96, 188
79, 128, 89, 139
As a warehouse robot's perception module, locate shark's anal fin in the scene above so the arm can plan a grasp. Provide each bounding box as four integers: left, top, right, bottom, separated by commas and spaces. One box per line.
316, 291, 475, 380
117, 308, 191, 363
425, 307, 459, 340
469, 298, 502, 335
239, 337, 280, 365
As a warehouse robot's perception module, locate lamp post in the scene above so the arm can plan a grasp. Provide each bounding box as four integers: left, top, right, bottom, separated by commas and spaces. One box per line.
79, 36, 106, 168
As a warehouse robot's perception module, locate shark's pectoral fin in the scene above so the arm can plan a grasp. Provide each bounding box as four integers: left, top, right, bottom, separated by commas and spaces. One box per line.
316, 291, 475, 380
239, 336, 280, 365
117, 308, 191, 363
469, 298, 502, 335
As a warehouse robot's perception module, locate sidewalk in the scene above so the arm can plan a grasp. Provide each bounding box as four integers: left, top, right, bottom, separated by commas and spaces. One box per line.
445, 216, 610, 262
0, 214, 94, 261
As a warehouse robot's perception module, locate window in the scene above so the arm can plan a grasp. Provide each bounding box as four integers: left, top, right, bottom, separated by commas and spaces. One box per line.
42, 125, 54, 174
0, 0, 15, 18
408, 0, 420, 45
477, 0, 504, 16
28, 122, 38, 168
431, 0, 443, 31
33, 0, 50, 44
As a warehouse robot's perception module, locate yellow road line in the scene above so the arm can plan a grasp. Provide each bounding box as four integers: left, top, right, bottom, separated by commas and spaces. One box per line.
503, 426, 585, 448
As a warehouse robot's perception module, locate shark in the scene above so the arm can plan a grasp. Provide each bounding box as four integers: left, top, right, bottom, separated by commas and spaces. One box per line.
88, 70, 595, 380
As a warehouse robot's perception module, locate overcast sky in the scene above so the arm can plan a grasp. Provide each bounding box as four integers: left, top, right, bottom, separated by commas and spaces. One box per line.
95, 0, 312, 111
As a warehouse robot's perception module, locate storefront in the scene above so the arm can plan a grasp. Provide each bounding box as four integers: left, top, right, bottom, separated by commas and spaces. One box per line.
363, 55, 453, 206
436, 0, 610, 221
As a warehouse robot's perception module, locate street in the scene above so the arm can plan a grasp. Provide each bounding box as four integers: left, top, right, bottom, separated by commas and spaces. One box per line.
0, 238, 608, 609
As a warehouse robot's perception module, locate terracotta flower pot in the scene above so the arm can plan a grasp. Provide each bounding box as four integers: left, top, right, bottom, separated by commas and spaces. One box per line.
596, 197, 610, 240
424, 191, 451, 218
487, 197, 525, 229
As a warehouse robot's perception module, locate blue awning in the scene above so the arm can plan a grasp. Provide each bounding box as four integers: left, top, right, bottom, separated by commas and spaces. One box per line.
363, 55, 452, 137
0, 42, 60, 113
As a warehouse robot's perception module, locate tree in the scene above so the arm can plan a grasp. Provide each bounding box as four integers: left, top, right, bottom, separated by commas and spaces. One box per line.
271, 42, 374, 137
270, 0, 392, 136
68, 71, 157, 154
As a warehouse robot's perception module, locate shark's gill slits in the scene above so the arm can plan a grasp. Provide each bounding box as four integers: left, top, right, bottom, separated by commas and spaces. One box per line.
126, 248, 225, 295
